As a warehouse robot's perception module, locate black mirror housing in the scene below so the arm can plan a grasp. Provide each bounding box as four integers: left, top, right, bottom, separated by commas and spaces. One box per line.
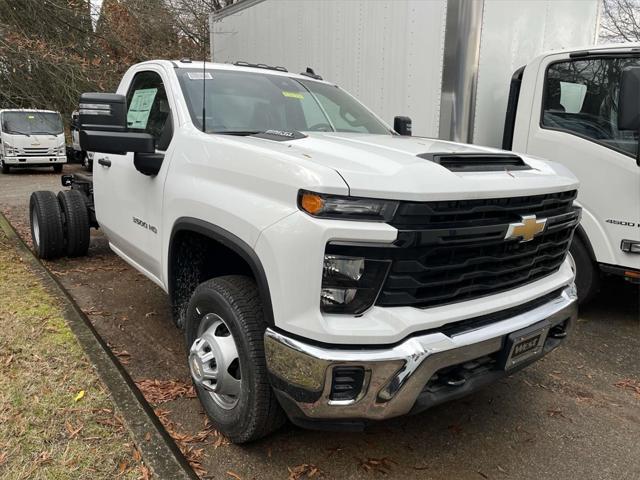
394, 116, 412, 136
78, 92, 156, 155
79, 130, 155, 155
79, 93, 127, 132
618, 67, 640, 131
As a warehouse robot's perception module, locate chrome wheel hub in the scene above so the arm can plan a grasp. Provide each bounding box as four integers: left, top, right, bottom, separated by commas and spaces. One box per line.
189, 313, 241, 410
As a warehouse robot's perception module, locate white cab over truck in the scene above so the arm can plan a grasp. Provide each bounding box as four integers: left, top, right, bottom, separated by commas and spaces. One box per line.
30, 60, 580, 443
0, 109, 66, 173
210, 0, 640, 301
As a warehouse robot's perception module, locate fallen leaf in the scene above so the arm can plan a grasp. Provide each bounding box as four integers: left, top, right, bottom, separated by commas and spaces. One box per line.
288, 463, 324, 479
138, 465, 151, 480
227, 471, 242, 480
546, 408, 565, 418
136, 379, 196, 404
64, 420, 84, 439
615, 379, 640, 397
74, 390, 85, 402
356, 457, 397, 475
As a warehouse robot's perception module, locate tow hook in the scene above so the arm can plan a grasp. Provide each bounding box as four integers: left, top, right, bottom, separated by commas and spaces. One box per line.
445, 375, 467, 387
549, 324, 568, 339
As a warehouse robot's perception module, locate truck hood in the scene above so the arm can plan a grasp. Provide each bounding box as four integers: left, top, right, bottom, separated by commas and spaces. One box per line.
2, 132, 65, 150
232, 132, 579, 201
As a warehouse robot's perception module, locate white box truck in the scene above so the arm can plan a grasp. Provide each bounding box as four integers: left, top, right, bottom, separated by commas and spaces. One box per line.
0, 109, 67, 173
211, 0, 640, 302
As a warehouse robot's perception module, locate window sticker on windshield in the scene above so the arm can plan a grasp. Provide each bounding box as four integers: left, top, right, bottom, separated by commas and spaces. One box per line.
187, 72, 213, 80
27, 115, 35, 119
282, 91, 304, 100
127, 87, 158, 129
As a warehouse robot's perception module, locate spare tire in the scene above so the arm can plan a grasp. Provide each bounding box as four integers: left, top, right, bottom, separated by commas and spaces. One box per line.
57, 190, 90, 257
30, 191, 64, 259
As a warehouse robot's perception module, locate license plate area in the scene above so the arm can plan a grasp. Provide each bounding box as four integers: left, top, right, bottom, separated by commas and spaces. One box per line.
502, 322, 550, 371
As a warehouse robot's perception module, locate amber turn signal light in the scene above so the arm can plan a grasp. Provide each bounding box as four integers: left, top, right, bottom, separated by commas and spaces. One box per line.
300, 192, 325, 215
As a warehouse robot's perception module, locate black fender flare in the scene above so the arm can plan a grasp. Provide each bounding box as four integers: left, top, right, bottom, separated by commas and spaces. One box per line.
168, 217, 275, 326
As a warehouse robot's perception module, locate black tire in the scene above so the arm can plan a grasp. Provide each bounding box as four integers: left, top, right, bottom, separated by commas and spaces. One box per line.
569, 235, 600, 305
29, 191, 64, 259
57, 190, 90, 257
1, 160, 9, 174
53, 164, 63, 173
185, 275, 286, 443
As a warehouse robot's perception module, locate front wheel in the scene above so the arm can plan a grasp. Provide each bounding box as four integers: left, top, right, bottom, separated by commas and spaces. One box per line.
569, 236, 600, 305
184, 276, 285, 443
53, 164, 63, 173
1, 160, 9, 174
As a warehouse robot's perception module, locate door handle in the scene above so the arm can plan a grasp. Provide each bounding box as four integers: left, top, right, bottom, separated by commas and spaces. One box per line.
98, 157, 111, 168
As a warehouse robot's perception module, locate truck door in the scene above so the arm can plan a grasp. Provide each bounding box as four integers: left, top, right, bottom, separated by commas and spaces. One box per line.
525, 54, 640, 272
93, 68, 175, 286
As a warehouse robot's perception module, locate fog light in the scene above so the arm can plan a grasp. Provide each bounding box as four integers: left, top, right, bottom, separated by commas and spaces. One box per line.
323, 255, 364, 283
320, 253, 390, 315
321, 287, 357, 306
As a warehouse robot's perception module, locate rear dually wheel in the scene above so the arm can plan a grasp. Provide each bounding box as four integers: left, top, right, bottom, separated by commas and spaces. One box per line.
29, 191, 64, 259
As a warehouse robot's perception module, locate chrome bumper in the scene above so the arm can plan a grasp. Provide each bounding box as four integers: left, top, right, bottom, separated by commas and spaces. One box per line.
4, 156, 66, 164
265, 285, 577, 426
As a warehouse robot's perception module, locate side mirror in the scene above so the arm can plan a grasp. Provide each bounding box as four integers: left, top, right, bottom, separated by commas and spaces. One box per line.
394, 116, 412, 136
618, 67, 640, 166
78, 92, 155, 155
79, 93, 127, 132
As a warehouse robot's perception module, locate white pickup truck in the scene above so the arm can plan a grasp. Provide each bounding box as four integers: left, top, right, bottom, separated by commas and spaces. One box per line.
30, 60, 581, 443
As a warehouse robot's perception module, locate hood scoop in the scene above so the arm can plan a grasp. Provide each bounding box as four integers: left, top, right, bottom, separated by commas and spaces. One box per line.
417, 152, 531, 172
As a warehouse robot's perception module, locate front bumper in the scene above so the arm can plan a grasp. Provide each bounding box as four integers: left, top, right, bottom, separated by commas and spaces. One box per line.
4, 156, 66, 166
265, 284, 577, 429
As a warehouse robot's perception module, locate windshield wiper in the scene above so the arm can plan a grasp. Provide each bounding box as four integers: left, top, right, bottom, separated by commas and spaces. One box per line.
32, 131, 60, 137
4, 129, 30, 137
212, 130, 263, 136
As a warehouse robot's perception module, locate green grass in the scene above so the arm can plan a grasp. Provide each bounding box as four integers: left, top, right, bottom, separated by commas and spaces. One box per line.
0, 229, 142, 479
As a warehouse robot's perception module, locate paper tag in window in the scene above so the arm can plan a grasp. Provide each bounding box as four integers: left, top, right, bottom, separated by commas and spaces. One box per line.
282, 91, 304, 99
127, 87, 157, 129
187, 72, 213, 80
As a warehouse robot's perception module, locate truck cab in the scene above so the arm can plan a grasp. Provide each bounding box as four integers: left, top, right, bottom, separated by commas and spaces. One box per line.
505, 44, 640, 301
0, 109, 67, 174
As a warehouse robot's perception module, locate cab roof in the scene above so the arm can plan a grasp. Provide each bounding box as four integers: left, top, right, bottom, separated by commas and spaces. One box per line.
139, 59, 332, 85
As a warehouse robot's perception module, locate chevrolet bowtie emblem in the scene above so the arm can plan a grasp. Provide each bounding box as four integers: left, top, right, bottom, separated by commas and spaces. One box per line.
505, 215, 547, 242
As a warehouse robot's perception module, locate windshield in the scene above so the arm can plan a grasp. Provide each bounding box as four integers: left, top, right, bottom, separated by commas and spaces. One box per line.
1, 111, 63, 136
177, 69, 391, 135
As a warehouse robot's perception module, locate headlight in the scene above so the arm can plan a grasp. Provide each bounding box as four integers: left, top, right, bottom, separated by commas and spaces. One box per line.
57, 145, 66, 155
320, 253, 390, 314
4, 144, 16, 156
298, 190, 398, 222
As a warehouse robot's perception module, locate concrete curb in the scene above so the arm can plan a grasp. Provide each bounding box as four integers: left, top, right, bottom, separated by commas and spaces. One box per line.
0, 212, 197, 480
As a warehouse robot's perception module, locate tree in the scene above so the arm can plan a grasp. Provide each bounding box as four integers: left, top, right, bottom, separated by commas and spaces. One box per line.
600, 0, 640, 43
0, 0, 224, 125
